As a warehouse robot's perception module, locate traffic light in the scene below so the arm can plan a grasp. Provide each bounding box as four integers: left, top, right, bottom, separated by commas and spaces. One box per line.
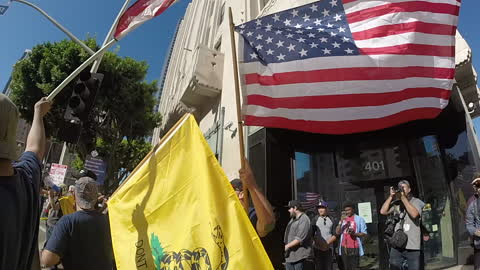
64, 71, 104, 122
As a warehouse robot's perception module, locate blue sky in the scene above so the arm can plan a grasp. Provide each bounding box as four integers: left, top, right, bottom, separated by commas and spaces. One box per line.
0, 0, 192, 91
0, 0, 478, 93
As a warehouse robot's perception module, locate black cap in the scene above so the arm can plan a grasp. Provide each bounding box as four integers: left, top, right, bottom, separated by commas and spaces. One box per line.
287, 200, 301, 209
230, 178, 242, 191
79, 169, 97, 181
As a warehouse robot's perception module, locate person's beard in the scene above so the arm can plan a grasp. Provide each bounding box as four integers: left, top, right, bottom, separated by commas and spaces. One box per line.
290, 211, 296, 218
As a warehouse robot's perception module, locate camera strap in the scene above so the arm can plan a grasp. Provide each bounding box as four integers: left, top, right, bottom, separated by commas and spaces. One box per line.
397, 210, 407, 231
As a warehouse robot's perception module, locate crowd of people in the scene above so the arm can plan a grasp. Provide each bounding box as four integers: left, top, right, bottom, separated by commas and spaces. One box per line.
2, 93, 480, 270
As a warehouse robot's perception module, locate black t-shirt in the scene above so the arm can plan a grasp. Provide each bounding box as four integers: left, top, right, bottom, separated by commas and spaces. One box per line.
45, 211, 114, 270
0, 152, 42, 270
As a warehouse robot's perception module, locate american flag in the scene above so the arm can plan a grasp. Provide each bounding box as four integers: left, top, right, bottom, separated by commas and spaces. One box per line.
236, 0, 460, 134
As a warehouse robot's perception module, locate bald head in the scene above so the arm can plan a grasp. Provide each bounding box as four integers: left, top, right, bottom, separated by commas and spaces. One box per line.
0, 94, 19, 161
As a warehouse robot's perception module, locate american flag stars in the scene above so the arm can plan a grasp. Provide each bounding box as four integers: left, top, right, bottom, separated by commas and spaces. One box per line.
236, 1, 358, 63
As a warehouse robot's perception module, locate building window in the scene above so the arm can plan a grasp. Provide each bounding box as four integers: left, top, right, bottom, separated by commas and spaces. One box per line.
218, 2, 225, 26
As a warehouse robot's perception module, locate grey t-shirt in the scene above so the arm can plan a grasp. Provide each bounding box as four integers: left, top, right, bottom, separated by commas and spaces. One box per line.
315, 216, 335, 249
284, 213, 312, 263
394, 197, 425, 250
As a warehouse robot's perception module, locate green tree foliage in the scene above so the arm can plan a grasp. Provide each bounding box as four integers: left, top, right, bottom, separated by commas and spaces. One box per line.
9, 38, 161, 192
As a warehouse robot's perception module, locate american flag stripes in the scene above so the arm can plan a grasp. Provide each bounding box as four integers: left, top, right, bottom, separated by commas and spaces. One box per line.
236, 0, 460, 134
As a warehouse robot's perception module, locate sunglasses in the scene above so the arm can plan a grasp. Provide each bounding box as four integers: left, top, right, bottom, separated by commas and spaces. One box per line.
323, 217, 327, 226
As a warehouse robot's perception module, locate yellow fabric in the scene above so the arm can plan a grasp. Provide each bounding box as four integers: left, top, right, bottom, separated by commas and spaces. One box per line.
59, 195, 76, 215
109, 115, 273, 270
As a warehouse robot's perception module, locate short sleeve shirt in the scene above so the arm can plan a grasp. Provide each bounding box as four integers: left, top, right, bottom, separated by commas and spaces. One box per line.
394, 197, 425, 250
284, 213, 312, 263
315, 216, 335, 248
45, 211, 114, 270
0, 152, 42, 270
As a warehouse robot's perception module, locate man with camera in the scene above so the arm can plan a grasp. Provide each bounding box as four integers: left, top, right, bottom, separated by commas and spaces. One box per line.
466, 174, 480, 269
380, 180, 425, 270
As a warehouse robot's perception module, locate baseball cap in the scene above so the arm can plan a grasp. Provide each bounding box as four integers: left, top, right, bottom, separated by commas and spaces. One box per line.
287, 200, 301, 209
75, 177, 98, 210
0, 94, 19, 160
398, 180, 410, 188
231, 178, 243, 191
317, 201, 328, 208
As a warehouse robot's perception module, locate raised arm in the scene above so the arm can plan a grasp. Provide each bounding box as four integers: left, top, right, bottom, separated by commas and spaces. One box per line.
239, 159, 275, 237
25, 98, 52, 161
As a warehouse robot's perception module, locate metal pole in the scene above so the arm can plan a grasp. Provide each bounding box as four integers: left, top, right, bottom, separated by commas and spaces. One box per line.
12, 0, 95, 56
47, 39, 117, 101
90, 0, 132, 73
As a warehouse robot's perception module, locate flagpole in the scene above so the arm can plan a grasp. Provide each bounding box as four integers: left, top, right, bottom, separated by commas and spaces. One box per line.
90, 0, 132, 73
228, 7, 250, 211
46, 39, 117, 101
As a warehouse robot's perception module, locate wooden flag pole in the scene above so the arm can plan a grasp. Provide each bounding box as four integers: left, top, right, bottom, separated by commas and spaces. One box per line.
228, 7, 249, 211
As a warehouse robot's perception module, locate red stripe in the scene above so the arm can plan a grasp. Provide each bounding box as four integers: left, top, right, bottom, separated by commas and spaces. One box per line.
359, 44, 455, 57
247, 88, 450, 109
352, 21, 457, 40
342, 0, 357, 4
245, 67, 454, 85
114, 0, 176, 38
346, 1, 460, 24
244, 108, 442, 134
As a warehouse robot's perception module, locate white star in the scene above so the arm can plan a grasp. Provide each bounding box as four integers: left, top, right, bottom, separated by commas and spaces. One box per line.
308, 33, 316, 38
345, 48, 354, 54
239, 30, 244, 34
287, 44, 296, 52
256, 34, 263, 40
275, 30, 283, 35
250, 52, 258, 59
240, 24, 246, 29
342, 36, 350, 42
246, 32, 253, 37
299, 49, 308, 57
276, 40, 284, 48
256, 44, 263, 50
332, 42, 341, 48
296, 30, 304, 34
317, 28, 325, 32
310, 4, 318, 12
320, 37, 328, 43
266, 49, 275, 55
330, 32, 337, 37
338, 27, 346, 33
297, 37, 306, 43
291, 9, 299, 17
277, 53, 286, 61
265, 24, 273, 31
322, 9, 330, 17
306, 26, 313, 30
303, 14, 310, 22
327, 23, 334, 28
310, 42, 319, 48
294, 23, 302, 29
314, 19, 322, 26
256, 19, 262, 26
284, 19, 291, 26
322, 48, 331, 55
273, 14, 281, 22
266, 37, 273, 44
334, 14, 342, 21
286, 33, 294, 38
330, 0, 338, 7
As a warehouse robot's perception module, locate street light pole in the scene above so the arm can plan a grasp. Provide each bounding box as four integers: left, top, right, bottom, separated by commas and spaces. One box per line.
11, 0, 95, 56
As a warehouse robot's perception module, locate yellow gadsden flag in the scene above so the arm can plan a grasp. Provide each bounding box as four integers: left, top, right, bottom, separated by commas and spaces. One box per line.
108, 114, 273, 270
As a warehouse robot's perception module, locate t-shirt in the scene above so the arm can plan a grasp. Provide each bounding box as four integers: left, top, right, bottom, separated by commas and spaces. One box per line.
284, 213, 312, 263
314, 215, 335, 249
341, 216, 359, 249
45, 211, 114, 270
0, 152, 42, 270
394, 197, 425, 250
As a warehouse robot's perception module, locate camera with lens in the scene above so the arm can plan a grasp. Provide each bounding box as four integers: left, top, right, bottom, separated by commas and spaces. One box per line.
392, 186, 403, 193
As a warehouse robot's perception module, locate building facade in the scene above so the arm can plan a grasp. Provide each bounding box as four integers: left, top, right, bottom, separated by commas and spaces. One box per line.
154, 0, 479, 269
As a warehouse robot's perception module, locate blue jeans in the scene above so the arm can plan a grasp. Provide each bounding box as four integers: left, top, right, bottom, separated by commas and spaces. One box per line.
286, 259, 308, 270
389, 248, 421, 270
